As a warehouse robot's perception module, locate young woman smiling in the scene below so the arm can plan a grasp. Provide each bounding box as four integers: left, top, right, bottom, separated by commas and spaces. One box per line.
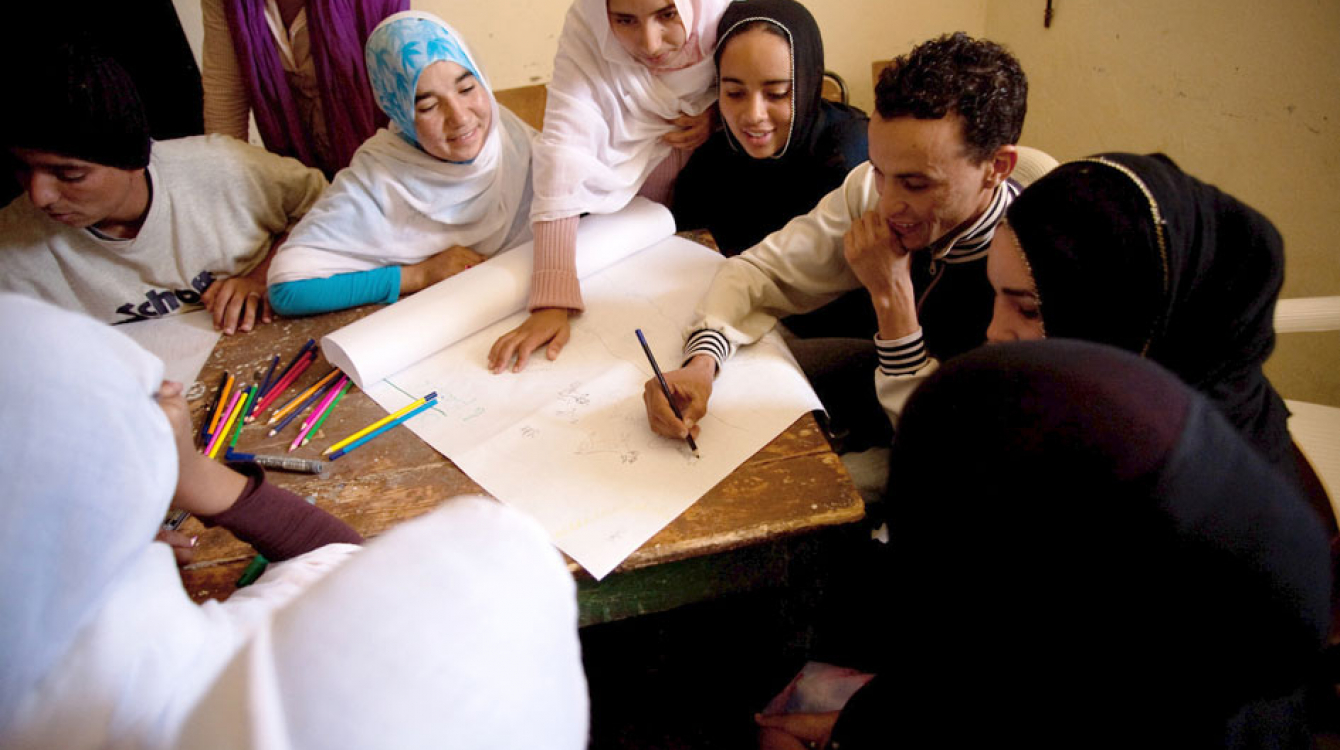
267, 12, 537, 317
672, 0, 869, 256
487, 0, 732, 374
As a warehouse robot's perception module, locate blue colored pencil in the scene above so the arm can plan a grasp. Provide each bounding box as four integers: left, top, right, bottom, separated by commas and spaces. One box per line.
328, 399, 437, 460
261, 339, 315, 399
256, 354, 280, 397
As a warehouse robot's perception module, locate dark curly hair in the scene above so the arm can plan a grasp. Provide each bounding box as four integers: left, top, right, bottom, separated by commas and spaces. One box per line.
875, 32, 1027, 163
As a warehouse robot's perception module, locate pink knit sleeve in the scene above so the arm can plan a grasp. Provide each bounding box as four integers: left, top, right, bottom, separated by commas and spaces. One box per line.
528, 216, 584, 312
637, 148, 691, 206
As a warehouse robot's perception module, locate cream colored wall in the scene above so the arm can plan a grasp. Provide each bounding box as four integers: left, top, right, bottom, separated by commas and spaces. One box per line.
984, 0, 1340, 405
413, 0, 987, 113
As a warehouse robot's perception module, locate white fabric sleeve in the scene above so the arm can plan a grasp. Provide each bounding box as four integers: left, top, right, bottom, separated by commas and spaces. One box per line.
875, 327, 939, 428
684, 162, 877, 364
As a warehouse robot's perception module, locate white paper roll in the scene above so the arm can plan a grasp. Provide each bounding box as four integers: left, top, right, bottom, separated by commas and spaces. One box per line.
322, 198, 677, 388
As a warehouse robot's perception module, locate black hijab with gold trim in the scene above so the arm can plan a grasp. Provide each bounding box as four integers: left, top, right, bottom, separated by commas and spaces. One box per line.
1005, 152, 1290, 468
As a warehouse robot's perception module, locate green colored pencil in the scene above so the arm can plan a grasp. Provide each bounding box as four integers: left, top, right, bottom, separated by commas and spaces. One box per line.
229, 385, 258, 449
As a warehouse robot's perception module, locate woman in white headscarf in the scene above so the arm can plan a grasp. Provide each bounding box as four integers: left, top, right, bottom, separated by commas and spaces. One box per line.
267, 11, 536, 317
0, 294, 588, 748
488, 0, 734, 374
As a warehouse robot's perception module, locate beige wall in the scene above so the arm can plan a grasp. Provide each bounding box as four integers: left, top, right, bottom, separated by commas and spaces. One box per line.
985, 0, 1340, 404
416, 0, 987, 114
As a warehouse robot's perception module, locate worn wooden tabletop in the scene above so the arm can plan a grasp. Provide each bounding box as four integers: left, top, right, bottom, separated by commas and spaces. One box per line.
177, 303, 865, 619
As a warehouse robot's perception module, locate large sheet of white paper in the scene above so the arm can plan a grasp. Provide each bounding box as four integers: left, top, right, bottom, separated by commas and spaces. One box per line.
117, 310, 222, 388
324, 201, 821, 578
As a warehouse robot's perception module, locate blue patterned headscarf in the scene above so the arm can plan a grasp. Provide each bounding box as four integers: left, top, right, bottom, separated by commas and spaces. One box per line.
364, 12, 484, 147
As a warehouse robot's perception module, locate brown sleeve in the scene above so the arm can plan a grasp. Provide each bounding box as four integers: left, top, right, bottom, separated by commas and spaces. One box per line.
200, 461, 363, 560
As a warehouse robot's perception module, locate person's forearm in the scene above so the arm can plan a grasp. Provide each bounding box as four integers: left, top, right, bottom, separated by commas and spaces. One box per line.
201, 462, 363, 560
269, 267, 401, 316
528, 217, 584, 311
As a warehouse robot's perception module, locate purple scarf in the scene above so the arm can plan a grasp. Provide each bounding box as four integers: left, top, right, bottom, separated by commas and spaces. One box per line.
224, 0, 407, 175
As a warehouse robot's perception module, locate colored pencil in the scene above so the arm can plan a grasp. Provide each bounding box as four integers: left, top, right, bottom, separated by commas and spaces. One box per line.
267, 367, 340, 425
329, 398, 437, 461
207, 371, 234, 438
197, 371, 228, 446
236, 554, 269, 587
299, 380, 351, 448
267, 374, 341, 437
635, 328, 700, 456
324, 391, 437, 456
228, 385, 258, 449
292, 376, 348, 450
261, 339, 315, 399
256, 354, 280, 397
204, 388, 244, 459
248, 350, 315, 421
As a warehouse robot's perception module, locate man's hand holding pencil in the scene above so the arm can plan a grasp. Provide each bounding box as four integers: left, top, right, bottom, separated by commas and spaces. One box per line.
642, 352, 715, 444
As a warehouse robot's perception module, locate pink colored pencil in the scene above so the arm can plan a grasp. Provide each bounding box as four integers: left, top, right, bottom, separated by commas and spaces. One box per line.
203, 388, 244, 458
291, 375, 347, 450
247, 351, 315, 422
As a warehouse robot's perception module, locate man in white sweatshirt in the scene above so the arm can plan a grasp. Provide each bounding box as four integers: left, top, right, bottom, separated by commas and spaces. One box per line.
643, 33, 1047, 448
1, 45, 326, 333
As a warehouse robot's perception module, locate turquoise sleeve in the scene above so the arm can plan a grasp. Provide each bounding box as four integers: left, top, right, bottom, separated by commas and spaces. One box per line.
268, 266, 402, 317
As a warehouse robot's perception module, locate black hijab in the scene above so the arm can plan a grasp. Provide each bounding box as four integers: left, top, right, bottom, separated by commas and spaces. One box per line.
671, 0, 868, 255
830, 340, 1331, 747
1004, 153, 1290, 468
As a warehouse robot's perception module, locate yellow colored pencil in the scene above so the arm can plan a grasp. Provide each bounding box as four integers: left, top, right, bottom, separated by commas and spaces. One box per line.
208, 389, 247, 460
208, 372, 234, 436
323, 391, 436, 456
267, 368, 340, 425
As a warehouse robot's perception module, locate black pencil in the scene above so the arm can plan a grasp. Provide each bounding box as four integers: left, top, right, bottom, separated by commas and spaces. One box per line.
635, 328, 699, 456
197, 371, 228, 447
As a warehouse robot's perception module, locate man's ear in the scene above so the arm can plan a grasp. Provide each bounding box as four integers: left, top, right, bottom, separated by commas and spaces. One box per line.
985, 144, 1019, 189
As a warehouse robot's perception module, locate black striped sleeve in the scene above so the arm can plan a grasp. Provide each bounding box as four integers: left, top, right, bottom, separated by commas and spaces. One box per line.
875, 331, 928, 376
683, 328, 732, 371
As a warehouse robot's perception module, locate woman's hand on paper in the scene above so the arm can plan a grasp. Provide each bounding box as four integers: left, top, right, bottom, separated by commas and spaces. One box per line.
155, 379, 247, 518
488, 307, 573, 373
754, 711, 840, 750
202, 273, 272, 336
663, 105, 716, 152
401, 245, 488, 295
643, 354, 714, 440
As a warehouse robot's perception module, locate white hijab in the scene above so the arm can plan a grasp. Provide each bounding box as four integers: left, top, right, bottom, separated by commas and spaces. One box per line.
530, 0, 734, 222
268, 12, 537, 286
0, 294, 587, 748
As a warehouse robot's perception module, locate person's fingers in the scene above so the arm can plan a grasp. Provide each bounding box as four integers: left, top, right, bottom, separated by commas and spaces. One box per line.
641, 379, 685, 437
546, 321, 570, 361
208, 284, 232, 329
223, 290, 247, 335
511, 332, 546, 373
155, 529, 198, 566
489, 333, 519, 373
158, 380, 184, 399
238, 293, 260, 333
200, 282, 218, 307
259, 296, 273, 324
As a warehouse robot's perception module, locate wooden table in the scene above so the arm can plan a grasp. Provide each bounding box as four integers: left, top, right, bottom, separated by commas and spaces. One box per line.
178, 305, 864, 626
